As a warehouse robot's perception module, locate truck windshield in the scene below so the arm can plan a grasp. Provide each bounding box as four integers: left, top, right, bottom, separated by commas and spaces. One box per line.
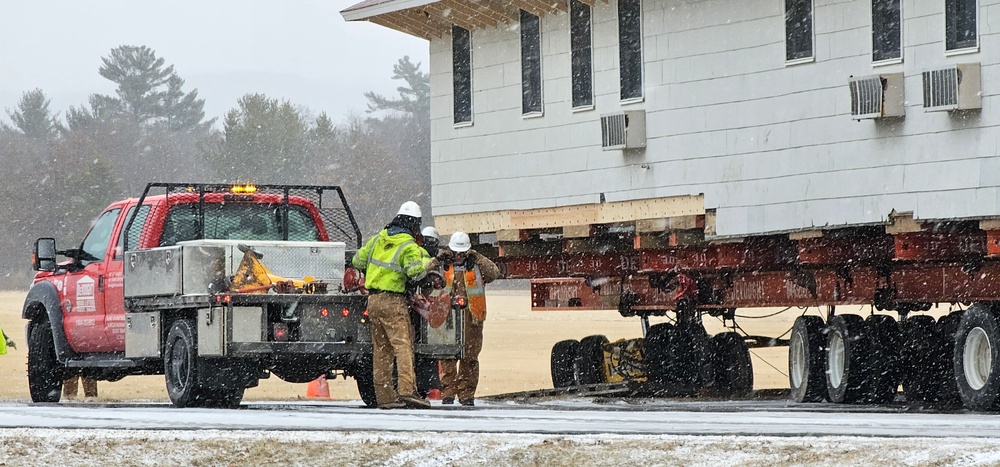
159, 203, 321, 246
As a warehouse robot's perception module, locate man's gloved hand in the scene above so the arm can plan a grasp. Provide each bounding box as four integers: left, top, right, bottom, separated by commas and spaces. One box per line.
6, 338, 15, 350
437, 249, 455, 264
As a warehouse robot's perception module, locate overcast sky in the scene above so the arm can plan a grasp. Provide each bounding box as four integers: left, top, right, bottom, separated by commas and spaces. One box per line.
0, 0, 428, 127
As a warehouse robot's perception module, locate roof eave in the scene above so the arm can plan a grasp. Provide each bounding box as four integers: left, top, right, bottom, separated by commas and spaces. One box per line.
341, 0, 440, 22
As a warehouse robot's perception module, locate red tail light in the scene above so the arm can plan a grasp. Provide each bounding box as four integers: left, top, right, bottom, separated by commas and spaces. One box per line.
363, 309, 369, 317
320, 308, 329, 317
272, 323, 289, 341
341, 308, 350, 317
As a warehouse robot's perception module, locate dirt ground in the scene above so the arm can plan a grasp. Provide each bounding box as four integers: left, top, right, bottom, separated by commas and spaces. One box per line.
0, 288, 921, 403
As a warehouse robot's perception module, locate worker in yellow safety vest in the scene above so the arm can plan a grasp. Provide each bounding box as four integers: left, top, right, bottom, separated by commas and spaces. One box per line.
352, 201, 439, 409
438, 231, 500, 406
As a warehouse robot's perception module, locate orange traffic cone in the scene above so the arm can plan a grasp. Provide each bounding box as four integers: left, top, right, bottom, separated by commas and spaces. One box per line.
306, 375, 331, 399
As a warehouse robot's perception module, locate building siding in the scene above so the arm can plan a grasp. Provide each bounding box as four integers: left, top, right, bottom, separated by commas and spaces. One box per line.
429, 0, 1000, 237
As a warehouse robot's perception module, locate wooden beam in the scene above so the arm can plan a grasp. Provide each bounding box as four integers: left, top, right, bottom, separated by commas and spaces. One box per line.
394, 8, 453, 36
635, 215, 704, 233
427, 0, 499, 29
435, 195, 704, 235
454, 0, 518, 26
789, 230, 823, 241
886, 212, 922, 235
508, 0, 565, 15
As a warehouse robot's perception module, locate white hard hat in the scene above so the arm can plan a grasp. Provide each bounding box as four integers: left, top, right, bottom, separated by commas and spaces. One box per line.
449, 231, 471, 252
421, 226, 439, 239
397, 201, 422, 218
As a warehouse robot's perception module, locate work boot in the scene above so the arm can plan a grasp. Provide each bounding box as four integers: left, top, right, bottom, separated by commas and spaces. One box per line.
398, 394, 431, 409
378, 401, 406, 410
459, 399, 475, 407
441, 397, 455, 405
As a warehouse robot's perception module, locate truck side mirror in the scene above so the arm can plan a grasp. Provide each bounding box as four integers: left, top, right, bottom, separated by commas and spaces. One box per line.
33, 238, 57, 272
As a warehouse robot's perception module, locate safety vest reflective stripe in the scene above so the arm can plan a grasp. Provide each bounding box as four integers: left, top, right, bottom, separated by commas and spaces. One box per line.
367, 239, 415, 273
445, 265, 487, 321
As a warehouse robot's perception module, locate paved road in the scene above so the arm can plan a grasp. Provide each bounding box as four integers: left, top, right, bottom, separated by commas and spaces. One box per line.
3, 399, 1000, 437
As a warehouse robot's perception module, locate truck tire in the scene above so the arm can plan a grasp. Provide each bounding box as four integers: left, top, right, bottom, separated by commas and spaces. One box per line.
643, 322, 675, 386
353, 354, 377, 407
826, 314, 868, 403
711, 332, 753, 399
575, 335, 609, 385
644, 322, 701, 396
550, 339, 580, 388
164, 319, 209, 408
864, 314, 903, 404
788, 315, 826, 403
27, 321, 63, 403
937, 312, 964, 406
954, 303, 1000, 411
902, 315, 939, 403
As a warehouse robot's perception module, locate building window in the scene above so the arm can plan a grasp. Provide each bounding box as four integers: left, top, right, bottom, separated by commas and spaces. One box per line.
521, 10, 542, 115
785, 0, 813, 62
946, 0, 977, 51
453, 25, 472, 125
570, 0, 593, 108
618, 0, 642, 100
872, 0, 901, 62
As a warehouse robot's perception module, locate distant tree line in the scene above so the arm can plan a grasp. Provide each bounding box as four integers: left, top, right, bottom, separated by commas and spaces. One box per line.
0, 45, 430, 288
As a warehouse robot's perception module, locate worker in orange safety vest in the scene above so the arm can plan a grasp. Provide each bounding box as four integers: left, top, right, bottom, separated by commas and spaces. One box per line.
437, 231, 500, 406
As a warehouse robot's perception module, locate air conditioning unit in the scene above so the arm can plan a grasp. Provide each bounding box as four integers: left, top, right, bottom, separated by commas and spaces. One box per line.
601, 110, 646, 150
922, 63, 981, 111
848, 73, 904, 119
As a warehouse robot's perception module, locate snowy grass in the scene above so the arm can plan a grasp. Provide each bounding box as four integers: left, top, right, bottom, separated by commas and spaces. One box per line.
2, 429, 1000, 466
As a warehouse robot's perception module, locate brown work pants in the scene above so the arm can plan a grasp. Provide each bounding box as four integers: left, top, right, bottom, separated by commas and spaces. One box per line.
440, 308, 484, 401
368, 292, 418, 406
63, 375, 97, 399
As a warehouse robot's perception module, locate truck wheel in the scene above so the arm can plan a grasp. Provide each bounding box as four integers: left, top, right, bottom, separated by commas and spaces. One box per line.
550, 339, 580, 388
937, 312, 964, 405
27, 321, 63, 403
954, 303, 1000, 411
644, 322, 701, 396
711, 332, 753, 399
353, 354, 377, 407
788, 316, 826, 403
643, 323, 675, 386
902, 315, 939, 403
575, 335, 609, 385
164, 319, 207, 408
826, 314, 868, 403
864, 314, 903, 404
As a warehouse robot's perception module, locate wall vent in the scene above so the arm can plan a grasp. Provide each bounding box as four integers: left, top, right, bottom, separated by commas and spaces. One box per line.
601, 110, 646, 150
922, 63, 981, 111
848, 73, 904, 119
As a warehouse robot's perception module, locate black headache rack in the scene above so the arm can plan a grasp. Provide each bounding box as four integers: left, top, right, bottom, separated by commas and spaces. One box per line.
121, 182, 363, 252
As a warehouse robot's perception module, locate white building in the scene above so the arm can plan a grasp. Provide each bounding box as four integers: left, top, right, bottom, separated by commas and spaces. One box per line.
342, 0, 996, 238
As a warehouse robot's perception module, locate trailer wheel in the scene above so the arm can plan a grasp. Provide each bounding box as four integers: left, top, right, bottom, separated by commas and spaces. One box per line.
644, 322, 701, 396
865, 314, 903, 404
576, 335, 609, 385
902, 315, 939, 403
353, 354, 377, 407
711, 332, 753, 398
788, 316, 826, 403
551, 339, 580, 388
27, 321, 63, 403
936, 312, 964, 405
826, 314, 868, 403
644, 323, 675, 386
164, 319, 208, 408
954, 303, 1000, 411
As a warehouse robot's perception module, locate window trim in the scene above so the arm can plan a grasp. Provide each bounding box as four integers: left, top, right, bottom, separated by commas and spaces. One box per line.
784, 0, 815, 63
520, 9, 544, 116
452, 25, 474, 127
943, 0, 979, 54
569, 0, 594, 110
618, 0, 644, 101
871, 0, 903, 65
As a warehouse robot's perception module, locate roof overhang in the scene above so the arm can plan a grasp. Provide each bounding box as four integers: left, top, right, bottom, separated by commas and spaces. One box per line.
341, 0, 589, 40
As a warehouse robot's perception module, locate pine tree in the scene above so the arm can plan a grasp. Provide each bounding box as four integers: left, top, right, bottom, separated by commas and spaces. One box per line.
5, 89, 61, 140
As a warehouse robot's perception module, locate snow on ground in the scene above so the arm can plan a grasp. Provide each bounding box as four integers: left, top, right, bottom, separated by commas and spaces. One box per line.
3, 429, 1000, 466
